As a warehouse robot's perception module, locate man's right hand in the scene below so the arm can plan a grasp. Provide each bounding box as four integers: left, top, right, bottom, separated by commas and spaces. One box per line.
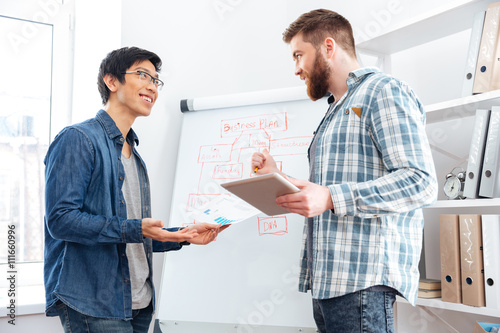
251, 149, 280, 175
142, 218, 198, 242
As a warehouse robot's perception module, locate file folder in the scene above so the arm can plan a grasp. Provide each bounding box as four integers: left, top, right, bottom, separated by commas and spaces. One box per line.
459, 214, 485, 307
481, 215, 500, 309
439, 214, 462, 304
473, 2, 500, 94
462, 11, 485, 97
464, 109, 490, 198
479, 107, 500, 197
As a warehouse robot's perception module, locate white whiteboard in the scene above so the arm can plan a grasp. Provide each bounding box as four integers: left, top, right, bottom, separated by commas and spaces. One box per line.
158, 88, 327, 331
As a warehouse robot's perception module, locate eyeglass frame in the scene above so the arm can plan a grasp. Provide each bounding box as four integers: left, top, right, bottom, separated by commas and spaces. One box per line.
121, 70, 164, 90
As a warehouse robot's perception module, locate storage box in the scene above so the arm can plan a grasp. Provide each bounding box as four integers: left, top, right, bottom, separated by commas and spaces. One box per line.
473, 322, 500, 333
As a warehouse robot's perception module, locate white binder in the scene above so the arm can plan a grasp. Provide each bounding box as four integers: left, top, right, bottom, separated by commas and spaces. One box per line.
479, 107, 500, 198
462, 11, 485, 97
464, 109, 490, 198
481, 215, 500, 309
473, 2, 500, 94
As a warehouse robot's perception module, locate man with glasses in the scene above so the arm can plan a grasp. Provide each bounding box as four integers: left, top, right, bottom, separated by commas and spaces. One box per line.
44, 46, 227, 332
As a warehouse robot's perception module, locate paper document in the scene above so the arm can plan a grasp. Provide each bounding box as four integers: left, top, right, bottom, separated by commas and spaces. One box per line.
190, 195, 260, 226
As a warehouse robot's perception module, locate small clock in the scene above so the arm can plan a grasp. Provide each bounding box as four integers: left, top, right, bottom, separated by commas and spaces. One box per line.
443, 167, 466, 200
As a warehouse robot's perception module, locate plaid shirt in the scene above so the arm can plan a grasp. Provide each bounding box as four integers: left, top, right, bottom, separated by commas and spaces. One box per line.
298, 67, 437, 305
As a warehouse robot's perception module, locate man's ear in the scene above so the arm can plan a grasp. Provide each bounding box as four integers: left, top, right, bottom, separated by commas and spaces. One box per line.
103, 73, 118, 93
324, 37, 336, 59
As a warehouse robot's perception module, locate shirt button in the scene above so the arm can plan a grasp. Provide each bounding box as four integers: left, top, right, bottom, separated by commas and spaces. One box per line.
120, 138, 124, 142
121, 200, 125, 204
345, 109, 349, 115
124, 279, 129, 283
118, 156, 121, 160
119, 176, 123, 181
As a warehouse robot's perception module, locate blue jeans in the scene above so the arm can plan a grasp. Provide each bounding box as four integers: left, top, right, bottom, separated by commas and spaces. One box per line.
312, 289, 396, 333
56, 301, 153, 333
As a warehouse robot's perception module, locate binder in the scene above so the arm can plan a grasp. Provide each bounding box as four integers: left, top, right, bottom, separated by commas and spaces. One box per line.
459, 214, 485, 307
481, 215, 500, 309
439, 214, 462, 303
473, 2, 500, 94
462, 11, 485, 97
479, 107, 500, 197
464, 109, 490, 198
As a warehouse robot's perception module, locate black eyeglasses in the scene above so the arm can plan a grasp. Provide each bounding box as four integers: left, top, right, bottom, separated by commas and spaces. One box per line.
122, 71, 164, 90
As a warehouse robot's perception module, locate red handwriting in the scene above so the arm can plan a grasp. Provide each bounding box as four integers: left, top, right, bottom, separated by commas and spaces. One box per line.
213, 163, 243, 179
221, 113, 287, 137
270, 136, 312, 156
258, 216, 288, 236
198, 144, 232, 163
187, 194, 222, 212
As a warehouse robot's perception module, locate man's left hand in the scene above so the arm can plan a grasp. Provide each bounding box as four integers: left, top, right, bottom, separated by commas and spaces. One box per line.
276, 177, 334, 217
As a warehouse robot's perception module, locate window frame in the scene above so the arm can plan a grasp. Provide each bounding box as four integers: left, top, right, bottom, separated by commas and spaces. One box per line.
0, 0, 74, 316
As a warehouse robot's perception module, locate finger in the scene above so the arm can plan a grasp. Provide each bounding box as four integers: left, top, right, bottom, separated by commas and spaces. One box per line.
219, 225, 230, 231
203, 223, 220, 230
285, 177, 308, 188
276, 191, 304, 205
251, 156, 265, 169
178, 229, 198, 239
153, 219, 164, 228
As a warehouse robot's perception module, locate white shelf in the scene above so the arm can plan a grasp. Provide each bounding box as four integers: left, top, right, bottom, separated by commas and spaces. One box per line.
402, 296, 500, 317
357, 0, 493, 54
429, 198, 500, 209
425, 90, 500, 124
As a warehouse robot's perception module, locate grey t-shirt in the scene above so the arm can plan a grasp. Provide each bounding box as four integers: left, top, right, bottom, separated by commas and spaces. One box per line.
121, 153, 152, 309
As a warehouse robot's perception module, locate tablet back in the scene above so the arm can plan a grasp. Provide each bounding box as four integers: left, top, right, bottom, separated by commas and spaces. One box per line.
221, 173, 300, 215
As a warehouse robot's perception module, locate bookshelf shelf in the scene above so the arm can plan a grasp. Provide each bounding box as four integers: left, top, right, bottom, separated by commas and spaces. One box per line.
357, 0, 493, 54
425, 89, 500, 124
429, 198, 500, 209
398, 296, 500, 317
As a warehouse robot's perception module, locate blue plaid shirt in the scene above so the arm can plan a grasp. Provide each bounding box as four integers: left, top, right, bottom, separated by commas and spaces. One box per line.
299, 67, 437, 305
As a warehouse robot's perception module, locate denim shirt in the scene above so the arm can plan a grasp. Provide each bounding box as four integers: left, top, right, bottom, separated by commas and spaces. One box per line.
44, 110, 182, 319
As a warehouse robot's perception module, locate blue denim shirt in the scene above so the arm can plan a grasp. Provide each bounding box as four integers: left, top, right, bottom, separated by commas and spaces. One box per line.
44, 110, 182, 319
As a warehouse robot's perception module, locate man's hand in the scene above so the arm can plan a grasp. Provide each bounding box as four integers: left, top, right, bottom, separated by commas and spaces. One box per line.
142, 218, 198, 242
251, 149, 280, 175
184, 223, 230, 245
276, 177, 334, 218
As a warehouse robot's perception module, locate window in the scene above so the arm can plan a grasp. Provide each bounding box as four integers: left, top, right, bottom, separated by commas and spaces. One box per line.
0, 0, 74, 308
0, 15, 52, 264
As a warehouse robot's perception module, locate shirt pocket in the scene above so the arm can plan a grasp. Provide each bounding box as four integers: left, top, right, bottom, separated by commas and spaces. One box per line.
336, 106, 365, 152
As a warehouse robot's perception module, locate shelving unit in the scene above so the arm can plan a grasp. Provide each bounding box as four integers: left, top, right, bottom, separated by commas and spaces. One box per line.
357, 0, 493, 54
425, 89, 500, 124
357, 0, 500, 328
430, 198, 500, 210
397, 296, 500, 317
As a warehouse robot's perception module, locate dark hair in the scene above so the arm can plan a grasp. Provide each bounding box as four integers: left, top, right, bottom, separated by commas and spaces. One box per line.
97, 46, 162, 105
283, 9, 356, 57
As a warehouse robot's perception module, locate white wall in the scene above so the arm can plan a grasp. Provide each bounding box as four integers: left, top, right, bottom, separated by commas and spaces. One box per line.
2, 0, 496, 332
120, 1, 500, 332
121, 0, 464, 233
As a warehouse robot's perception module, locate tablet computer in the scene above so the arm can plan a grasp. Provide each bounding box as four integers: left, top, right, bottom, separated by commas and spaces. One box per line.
220, 173, 300, 216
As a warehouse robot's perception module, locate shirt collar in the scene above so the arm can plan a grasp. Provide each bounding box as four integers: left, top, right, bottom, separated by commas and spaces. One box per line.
327, 67, 380, 105
96, 109, 140, 146
346, 67, 380, 89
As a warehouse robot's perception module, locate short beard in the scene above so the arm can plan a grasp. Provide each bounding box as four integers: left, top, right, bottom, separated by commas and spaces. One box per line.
307, 53, 331, 101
